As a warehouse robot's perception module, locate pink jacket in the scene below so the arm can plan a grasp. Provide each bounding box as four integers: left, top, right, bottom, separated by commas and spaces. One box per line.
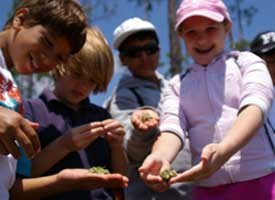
159, 51, 275, 187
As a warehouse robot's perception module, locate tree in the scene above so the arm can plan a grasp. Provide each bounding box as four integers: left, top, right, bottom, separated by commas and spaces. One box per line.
228, 0, 257, 50
81, 0, 118, 23
128, 0, 159, 19
167, 0, 183, 76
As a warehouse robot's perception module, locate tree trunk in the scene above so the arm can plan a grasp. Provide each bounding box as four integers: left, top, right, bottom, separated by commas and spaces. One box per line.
168, 0, 182, 76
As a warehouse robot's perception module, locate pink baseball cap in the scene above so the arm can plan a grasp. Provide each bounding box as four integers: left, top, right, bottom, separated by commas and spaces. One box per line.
175, 0, 232, 32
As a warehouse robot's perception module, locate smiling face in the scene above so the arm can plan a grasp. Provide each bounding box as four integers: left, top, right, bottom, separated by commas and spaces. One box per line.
179, 16, 230, 66
5, 8, 71, 74
10, 25, 71, 74
120, 37, 160, 79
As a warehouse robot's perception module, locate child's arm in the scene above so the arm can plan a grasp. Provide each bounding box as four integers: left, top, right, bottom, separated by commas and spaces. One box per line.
10, 168, 129, 200
31, 122, 105, 177
102, 119, 128, 175
170, 104, 263, 183
0, 106, 40, 159
170, 53, 274, 183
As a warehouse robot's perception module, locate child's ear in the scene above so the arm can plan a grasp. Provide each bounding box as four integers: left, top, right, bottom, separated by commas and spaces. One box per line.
12, 8, 29, 29
119, 54, 126, 65
224, 20, 232, 34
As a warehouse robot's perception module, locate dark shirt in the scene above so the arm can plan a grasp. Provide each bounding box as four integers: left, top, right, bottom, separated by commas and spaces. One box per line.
23, 88, 113, 200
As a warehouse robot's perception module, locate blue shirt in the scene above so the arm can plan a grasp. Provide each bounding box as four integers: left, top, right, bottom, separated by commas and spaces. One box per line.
22, 88, 113, 200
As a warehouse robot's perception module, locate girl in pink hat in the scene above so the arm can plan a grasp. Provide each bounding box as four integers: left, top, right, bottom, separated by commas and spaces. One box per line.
136, 0, 275, 199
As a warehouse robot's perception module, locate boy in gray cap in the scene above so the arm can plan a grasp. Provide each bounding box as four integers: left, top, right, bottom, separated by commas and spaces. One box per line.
106, 17, 192, 200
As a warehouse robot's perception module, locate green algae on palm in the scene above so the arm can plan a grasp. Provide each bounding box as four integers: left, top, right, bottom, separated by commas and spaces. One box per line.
141, 112, 153, 123
160, 169, 177, 181
89, 166, 110, 174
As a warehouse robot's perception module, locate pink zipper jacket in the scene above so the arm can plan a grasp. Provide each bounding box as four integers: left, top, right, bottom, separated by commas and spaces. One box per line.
159, 51, 275, 187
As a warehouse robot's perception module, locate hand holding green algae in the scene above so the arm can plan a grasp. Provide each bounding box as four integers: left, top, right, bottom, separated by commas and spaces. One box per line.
160, 169, 177, 181
141, 112, 154, 123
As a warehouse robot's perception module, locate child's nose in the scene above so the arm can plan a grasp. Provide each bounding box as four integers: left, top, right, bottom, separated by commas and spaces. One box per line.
196, 32, 208, 45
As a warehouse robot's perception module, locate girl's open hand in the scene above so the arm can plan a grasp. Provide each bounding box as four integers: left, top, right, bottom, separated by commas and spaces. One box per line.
131, 109, 159, 132
170, 143, 228, 183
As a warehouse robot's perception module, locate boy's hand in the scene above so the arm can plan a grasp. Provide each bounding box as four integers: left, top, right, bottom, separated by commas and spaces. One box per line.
0, 107, 40, 159
101, 119, 125, 147
57, 168, 129, 189
131, 109, 159, 132
169, 143, 227, 183
61, 122, 106, 152
138, 154, 170, 192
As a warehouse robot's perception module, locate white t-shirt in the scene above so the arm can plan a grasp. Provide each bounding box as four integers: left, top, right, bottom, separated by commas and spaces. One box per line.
0, 49, 20, 199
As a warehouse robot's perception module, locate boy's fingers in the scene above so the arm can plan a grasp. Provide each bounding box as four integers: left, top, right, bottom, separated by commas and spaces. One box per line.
25, 119, 39, 129
14, 127, 37, 158
20, 120, 40, 153
0, 134, 20, 159
74, 122, 103, 134
0, 141, 9, 155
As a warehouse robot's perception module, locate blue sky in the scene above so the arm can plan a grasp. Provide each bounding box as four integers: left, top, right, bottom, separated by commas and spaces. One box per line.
0, 0, 274, 106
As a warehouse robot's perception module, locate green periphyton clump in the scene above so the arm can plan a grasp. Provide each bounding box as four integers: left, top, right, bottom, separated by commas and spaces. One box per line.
89, 166, 110, 174
160, 169, 177, 181
141, 112, 153, 123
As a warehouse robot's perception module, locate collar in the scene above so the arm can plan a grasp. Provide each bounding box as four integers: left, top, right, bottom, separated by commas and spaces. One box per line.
190, 51, 227, 71
0, 49, 7, 70
40, 88, 91, 108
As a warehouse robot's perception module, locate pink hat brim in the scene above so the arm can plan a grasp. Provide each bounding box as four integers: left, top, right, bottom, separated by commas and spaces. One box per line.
175, 9, 225, 31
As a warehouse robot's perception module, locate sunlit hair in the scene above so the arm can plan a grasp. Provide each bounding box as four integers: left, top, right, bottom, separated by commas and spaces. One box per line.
52, 27, 114, 94
5, 0, 87, 54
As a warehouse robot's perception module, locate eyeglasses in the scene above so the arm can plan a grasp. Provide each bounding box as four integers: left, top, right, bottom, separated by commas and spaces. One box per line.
120, 43, 159, 58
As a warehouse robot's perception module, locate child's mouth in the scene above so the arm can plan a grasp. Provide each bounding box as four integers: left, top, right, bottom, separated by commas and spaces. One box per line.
195, 46, 214, 54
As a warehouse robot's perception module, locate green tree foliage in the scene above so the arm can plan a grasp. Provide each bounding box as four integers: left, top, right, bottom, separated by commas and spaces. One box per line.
228, 0, 257, 50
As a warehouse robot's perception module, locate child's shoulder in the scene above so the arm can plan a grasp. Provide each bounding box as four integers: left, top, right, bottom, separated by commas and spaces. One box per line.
228, 50, 263, 64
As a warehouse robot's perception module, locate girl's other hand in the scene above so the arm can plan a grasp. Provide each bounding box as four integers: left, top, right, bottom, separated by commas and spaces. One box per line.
170, 143, 228, 183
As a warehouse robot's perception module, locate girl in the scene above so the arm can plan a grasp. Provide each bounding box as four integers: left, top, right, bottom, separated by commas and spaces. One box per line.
138, 0, 275, 199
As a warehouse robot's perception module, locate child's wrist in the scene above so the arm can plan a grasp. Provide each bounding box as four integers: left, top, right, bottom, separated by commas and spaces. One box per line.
109, 142, 124, 150
57, 136, 73, 154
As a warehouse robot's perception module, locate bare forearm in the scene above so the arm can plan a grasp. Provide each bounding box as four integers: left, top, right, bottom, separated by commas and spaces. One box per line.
221, 105, 263, 158
151, 132, 182, 163
32, 137, 70, 177
110, 145, 128, 175
10, 176, 66, 200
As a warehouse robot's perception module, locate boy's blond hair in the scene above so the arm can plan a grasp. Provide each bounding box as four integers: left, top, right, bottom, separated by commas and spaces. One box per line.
52, 27, 114, 94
